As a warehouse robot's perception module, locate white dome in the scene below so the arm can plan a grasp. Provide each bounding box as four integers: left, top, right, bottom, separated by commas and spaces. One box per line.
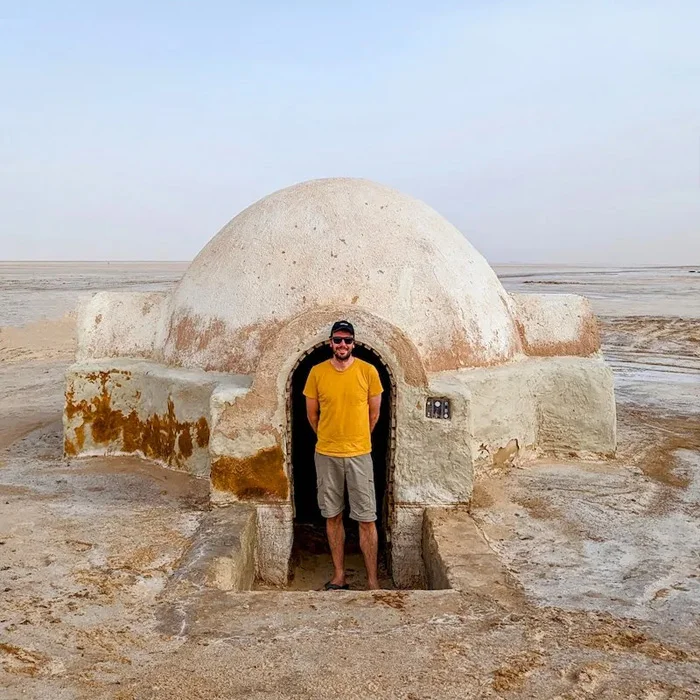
163, 178, 521, 373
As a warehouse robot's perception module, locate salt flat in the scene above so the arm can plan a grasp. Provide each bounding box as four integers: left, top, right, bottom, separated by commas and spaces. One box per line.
0, 262, 187, 327
1, 262, 699, 699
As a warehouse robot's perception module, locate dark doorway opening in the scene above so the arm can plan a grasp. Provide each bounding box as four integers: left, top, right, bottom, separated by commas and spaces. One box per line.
288, 343, 393, 589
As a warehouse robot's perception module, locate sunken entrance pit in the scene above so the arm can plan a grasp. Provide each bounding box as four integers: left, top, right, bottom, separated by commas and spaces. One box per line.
63, 177, 617, 591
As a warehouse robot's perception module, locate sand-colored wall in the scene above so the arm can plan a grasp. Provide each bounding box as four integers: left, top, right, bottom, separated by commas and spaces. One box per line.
162, 178, 522, 374
63, 359, 248, 477
75, 291, 170, 362
63, 301, 616, 587
431, 355, 616, 478
510, 293, 601, 357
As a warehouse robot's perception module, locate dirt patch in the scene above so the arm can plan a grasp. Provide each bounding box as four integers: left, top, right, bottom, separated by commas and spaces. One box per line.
492, 650, 545, 692
372, 591, 407, 610
515, 495, 559, 520
0, 643, 50, 676
622, 409, 700, 493
470, 482, 495, 509
583, 629, 695, 662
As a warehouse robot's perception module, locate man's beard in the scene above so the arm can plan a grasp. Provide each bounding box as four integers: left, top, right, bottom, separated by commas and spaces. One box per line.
333, 347, 352, 362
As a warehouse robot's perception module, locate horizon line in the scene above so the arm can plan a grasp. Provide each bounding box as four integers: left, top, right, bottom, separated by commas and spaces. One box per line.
0, 260, 697, 270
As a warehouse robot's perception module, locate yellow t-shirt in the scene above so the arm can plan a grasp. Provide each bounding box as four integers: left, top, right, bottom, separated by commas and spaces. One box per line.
303, 358, 383, 457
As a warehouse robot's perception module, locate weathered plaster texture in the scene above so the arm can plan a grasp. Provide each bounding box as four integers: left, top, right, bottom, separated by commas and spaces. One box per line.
393, 385, 470, 505
534, 357, 617, 454
76, 291, 169, 362
62, 177, 618, 588
162, 178, 522, 373
63, 359, 248, 477
170, 506, 257, 592
422, 507, 523, 607
431, 356, 616, 478
510, 293, 600, 357
254, 505, 294, 586
391, 505, 427, 589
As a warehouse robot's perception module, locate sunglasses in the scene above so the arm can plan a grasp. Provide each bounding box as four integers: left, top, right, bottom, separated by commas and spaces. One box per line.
331, 336, 355, 345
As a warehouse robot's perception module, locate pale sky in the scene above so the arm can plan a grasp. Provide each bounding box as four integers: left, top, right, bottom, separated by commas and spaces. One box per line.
1, 1, 699, 264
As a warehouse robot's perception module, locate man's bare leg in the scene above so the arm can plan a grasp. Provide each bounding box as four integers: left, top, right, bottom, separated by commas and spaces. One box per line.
326, 513, 346, 586
359, 521, 379, 589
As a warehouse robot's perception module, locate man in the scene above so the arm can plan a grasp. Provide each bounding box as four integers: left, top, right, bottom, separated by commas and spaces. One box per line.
303, 320, 383, 590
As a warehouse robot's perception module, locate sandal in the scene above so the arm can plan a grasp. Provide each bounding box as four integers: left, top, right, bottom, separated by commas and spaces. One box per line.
323, 581, 350, 591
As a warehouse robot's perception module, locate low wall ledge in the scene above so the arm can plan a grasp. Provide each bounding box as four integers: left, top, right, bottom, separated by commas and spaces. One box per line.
67, 358, 253, 391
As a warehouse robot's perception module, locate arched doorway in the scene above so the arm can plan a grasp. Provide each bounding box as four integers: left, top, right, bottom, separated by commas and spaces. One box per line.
286, 342, 395, 589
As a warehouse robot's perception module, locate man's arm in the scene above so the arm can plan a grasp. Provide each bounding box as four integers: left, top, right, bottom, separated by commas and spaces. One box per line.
368, 394, 381, 432
306, 397, 320, 434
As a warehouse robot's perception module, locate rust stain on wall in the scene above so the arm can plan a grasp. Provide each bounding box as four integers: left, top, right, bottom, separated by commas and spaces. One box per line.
165, 312, 284, 374
516, 315, 601, 358
195, 417, 210, 447
177, 429, 194, 459
75, 424, 86, 451
64, 438, 77, 456
64, 371, 210, 467
169, 315, 227, 353
424, 326, 509, 372
211, 446, 288, 501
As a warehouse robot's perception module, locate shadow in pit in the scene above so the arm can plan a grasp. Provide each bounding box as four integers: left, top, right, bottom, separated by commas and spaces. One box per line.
287, 522, 394, 591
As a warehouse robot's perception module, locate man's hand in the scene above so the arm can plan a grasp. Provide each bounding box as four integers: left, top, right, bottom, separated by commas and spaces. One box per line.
306, 397, 320, 434
369, 394, 381, 432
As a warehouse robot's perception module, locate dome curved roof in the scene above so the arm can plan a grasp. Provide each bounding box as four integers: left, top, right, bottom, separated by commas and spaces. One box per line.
162, 178, 521, 373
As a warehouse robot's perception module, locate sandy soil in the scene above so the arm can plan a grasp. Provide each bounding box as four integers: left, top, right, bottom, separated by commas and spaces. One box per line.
1, 263, 699, 699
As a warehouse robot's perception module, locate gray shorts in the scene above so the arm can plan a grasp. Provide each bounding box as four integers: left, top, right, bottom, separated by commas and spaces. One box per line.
314, 452, 377, 522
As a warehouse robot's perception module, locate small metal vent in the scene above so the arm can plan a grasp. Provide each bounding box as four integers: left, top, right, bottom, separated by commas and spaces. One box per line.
426, 397, 451, 420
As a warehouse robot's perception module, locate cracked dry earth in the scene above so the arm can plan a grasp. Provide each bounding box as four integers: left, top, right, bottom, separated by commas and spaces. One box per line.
2, 263, 700, 699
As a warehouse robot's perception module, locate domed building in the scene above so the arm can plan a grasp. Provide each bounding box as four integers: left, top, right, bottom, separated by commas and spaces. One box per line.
64, 178, 616, 587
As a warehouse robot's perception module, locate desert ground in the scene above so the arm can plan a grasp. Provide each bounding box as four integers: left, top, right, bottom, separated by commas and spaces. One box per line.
1, 262, 699, 699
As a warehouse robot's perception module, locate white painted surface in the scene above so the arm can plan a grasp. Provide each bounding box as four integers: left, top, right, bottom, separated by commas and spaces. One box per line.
510, 293, 599, 354
75, 291, 170, 361
163, 178, 522, 371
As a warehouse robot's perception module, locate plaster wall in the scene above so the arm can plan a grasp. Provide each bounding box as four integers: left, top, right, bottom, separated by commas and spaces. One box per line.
254, 505, 294, 586
510, 293, 600, 357
64, 283, 615, 587
63, 359, 249, 477
170, 506, 257, 592
431, 356, 616, 480
432, 363, 537, 477
535, 357, 617, 454
163, 178, 522, 374
204, 307, 481, 584
75, 291, 170, 362
422, 507, 523, 607
392, 505, 428, 588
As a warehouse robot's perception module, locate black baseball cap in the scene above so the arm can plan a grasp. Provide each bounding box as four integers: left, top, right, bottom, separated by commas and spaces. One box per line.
330, 320, 354, 337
